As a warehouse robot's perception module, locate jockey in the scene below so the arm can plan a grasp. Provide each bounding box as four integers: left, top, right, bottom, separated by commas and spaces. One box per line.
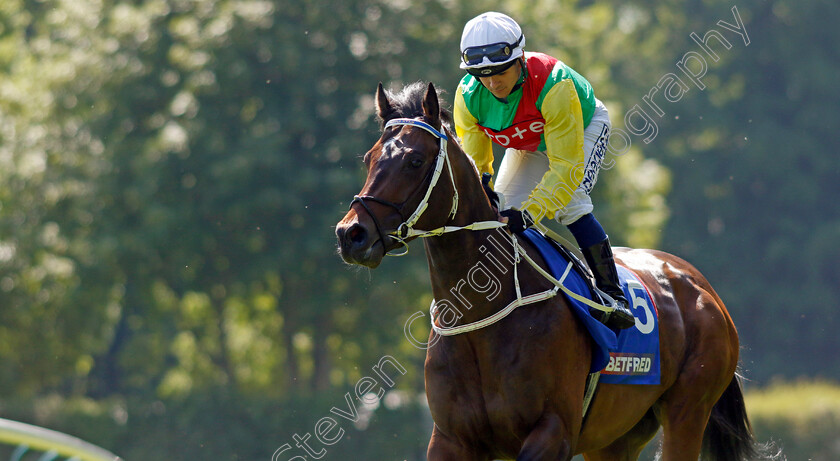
453, 11, 635, 329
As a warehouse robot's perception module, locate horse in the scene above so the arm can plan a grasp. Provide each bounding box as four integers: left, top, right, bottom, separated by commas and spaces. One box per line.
336, 81, 772, 460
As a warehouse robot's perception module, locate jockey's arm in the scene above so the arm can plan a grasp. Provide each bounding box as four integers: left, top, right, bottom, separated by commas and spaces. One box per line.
520, 79, 585, 222
454, 85, 495, 176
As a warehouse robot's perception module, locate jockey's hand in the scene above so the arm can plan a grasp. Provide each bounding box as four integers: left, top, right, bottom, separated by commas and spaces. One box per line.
481, 173, 500, 213
500, 208, 534, 234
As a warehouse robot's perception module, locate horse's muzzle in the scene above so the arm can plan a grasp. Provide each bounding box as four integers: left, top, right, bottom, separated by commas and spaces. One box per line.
336, 219, 385, 268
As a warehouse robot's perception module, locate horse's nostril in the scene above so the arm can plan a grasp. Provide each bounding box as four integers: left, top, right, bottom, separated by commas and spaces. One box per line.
348, 224, 367, 244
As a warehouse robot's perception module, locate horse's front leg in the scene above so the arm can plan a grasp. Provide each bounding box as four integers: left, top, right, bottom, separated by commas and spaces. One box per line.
427, 424, 484, 461
516, 413, 576, 461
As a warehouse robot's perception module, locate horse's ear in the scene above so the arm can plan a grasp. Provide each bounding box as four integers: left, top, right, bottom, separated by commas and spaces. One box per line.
423, 82, 441, 128
375, 82, 394, 122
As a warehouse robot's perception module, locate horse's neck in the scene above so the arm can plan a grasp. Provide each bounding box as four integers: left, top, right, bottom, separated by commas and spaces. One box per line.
423, 147, 524, 324
424, 226, 523, 325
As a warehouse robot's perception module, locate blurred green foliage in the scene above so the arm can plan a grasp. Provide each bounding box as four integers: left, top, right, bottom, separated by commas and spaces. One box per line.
0, 0, 836, 459
747, 380, 840, 461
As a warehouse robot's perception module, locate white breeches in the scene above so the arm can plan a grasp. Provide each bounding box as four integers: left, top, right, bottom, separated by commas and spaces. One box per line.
494, 99, 611, 225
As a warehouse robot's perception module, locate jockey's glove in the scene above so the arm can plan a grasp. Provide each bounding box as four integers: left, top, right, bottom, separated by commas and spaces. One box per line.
500, 208, 534, 234
481, 173, 501, 212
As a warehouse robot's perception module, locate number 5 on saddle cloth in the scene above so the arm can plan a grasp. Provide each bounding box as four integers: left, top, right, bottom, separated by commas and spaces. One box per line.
519, 228, 661, 385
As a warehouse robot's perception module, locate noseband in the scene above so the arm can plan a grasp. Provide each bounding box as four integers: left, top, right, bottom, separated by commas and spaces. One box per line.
351, 118, 460, 255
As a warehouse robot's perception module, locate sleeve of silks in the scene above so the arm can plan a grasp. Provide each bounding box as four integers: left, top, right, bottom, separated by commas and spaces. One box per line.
520, 79, 586, 222
454, 85, 495, 176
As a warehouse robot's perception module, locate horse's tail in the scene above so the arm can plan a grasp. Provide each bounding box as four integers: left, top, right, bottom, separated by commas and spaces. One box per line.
702, 373, 783, 460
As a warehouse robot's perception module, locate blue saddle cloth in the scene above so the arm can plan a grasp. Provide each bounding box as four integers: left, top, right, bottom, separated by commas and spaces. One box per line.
519, 229, 661, 384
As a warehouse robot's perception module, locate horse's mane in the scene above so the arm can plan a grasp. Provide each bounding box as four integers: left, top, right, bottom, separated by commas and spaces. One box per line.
375, 81, 477, 172
377, 81, 453, 131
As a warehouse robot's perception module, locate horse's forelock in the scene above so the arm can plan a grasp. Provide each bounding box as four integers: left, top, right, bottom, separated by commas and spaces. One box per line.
377, 82, 452, 131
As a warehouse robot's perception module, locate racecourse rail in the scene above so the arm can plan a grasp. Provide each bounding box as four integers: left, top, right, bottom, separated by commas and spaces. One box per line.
0, 418, 121, 461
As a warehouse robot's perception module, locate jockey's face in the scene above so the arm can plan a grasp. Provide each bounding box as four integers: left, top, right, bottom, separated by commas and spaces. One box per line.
478, 62, 521, 99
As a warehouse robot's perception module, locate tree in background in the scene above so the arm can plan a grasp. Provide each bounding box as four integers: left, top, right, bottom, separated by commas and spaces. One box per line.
603, 0, 840, 382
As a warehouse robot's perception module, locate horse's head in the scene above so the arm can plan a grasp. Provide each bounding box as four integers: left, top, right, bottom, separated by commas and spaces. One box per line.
336, 82, 460, 268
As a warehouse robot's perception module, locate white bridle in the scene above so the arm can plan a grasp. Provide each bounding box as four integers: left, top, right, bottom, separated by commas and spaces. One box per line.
351, 117, 506, 256
384, 118, 459, 241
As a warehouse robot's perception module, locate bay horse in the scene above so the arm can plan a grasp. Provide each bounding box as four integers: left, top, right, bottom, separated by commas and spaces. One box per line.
336, 82, 772, 460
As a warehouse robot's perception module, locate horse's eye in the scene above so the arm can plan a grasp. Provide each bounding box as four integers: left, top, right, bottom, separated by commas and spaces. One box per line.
410, 158, 423, 168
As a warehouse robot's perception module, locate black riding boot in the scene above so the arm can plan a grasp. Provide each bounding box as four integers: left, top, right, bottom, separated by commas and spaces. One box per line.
581, 237, 636, 330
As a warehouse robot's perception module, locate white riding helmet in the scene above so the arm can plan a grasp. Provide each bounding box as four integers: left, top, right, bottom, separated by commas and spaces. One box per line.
459, 12, 525, 75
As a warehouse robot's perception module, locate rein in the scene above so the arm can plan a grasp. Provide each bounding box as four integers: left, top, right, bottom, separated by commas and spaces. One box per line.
429, 230, 620, 336
350, 117, 619, 336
